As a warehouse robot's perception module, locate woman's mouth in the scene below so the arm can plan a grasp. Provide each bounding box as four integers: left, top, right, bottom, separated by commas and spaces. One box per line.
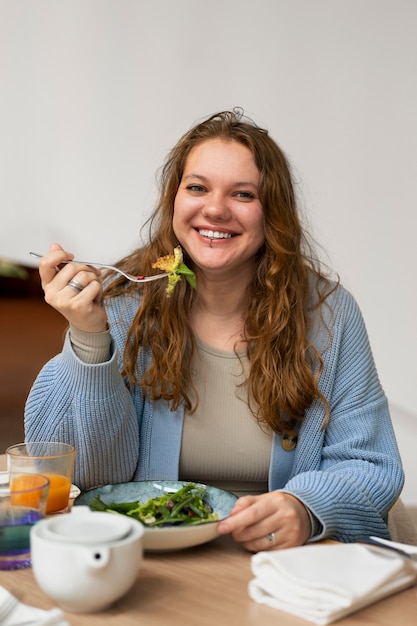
198, 229, 233, 240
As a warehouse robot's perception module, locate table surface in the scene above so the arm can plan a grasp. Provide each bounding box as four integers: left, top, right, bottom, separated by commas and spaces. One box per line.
1, 457, 417, 625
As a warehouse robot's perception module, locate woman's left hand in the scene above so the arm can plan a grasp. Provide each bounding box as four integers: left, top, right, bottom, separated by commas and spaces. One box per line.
217, 491, 311, 552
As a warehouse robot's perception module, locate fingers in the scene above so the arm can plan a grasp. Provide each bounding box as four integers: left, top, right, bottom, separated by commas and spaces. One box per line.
218, 492, 311, 552
39, 246, 100, 283
60, 270, 103, 301
36, 245, 107, 333
38, 246, 74, 286
218, 494, 277, 532
44, 268, 106, 332
37, 245, 100, 293
46, 266, 101, 296
42, 258, 102, 306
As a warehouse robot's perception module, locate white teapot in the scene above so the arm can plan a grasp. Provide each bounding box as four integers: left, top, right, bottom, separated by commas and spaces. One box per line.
30, 506, 144, 613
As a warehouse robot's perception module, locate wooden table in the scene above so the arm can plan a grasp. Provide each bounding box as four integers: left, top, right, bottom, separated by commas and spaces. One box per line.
1, 534, 417, 626
1, 457, 417, 625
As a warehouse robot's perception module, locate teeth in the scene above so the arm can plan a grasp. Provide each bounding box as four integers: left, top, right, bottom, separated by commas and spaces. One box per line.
199, 230, 232, 239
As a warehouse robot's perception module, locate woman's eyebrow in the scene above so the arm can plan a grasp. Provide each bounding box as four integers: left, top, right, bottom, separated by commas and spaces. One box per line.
233, 181, 259, 190
183, 173, 258, 189
182, 173, 207, 182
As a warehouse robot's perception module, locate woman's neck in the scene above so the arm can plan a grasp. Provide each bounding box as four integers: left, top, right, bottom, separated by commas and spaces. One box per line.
190, 271, 251, 351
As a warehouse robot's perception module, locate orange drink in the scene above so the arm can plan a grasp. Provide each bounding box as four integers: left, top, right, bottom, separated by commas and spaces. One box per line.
10, 474, 50, 508
43, 474, 72, 513
6, 442, 76, 514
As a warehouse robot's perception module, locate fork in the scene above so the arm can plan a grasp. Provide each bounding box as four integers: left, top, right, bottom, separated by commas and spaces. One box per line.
29, 252, 169, 284
357, 536, 417, 562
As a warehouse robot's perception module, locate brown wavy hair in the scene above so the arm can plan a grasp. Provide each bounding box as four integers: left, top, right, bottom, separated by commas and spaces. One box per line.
104, 110, 336, 434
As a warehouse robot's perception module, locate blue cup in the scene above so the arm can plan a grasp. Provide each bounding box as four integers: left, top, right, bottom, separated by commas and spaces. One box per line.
0, 473, 49, 570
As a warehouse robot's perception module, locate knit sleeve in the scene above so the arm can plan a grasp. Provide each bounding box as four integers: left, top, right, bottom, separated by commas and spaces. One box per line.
24, 296, 141, 491
280, 287, 404, 542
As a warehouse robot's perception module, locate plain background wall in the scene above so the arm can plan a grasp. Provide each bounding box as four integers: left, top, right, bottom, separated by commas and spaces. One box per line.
1, 0, 416, 492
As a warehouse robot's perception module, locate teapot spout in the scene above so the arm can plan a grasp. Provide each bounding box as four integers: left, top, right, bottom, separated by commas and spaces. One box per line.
86, 547, 110, 569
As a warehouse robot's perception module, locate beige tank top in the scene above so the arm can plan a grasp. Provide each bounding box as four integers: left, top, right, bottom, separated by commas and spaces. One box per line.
178, 339, 272, 497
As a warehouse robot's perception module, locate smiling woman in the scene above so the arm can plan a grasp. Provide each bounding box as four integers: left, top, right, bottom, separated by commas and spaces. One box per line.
2, 0, 416, 430
172, 138, 265, 280
25, 110, 404, 554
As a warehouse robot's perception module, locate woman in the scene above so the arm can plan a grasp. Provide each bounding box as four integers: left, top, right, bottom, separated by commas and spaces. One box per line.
25, 110, 403, 552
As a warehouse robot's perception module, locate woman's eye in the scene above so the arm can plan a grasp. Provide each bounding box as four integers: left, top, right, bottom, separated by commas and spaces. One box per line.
186, 184, 206, 193
235, 190, 256, 200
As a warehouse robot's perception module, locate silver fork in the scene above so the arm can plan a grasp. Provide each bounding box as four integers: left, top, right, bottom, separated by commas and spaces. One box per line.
357, 536, 417, 561
29, 252, 169, 284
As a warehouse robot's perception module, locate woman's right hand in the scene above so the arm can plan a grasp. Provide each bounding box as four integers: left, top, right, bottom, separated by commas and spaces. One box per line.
38, 243, 108, 333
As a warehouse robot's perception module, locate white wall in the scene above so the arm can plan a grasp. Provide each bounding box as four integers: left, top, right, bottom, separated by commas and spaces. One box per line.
1, 0, 416, 427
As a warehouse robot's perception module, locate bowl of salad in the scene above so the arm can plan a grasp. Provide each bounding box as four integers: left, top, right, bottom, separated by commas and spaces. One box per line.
74, 481, 237, 551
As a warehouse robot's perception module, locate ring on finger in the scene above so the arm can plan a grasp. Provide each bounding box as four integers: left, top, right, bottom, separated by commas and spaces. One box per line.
67, 279, 84, 293
266, 532, 276, 547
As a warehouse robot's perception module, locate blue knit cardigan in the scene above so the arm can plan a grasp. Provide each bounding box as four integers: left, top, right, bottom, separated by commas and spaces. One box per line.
25, 284, 404, 542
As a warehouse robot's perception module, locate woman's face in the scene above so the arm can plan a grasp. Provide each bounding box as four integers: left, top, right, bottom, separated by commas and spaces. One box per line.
173, 138, 265, 281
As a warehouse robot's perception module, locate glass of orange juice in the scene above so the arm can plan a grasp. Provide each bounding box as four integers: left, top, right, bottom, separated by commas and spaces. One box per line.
6, 442, 76, 514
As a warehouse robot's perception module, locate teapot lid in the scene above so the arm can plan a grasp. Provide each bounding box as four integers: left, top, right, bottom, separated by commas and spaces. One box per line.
43, 508, 133, 545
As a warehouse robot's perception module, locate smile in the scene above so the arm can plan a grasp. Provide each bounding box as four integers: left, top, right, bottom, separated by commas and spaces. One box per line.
198, 229, 233, 239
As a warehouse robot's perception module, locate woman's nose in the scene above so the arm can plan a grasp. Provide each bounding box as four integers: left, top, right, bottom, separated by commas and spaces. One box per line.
202, 193, 231, 220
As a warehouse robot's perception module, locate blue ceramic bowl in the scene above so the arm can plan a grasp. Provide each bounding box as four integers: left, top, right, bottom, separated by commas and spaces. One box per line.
75, 480, 237, 551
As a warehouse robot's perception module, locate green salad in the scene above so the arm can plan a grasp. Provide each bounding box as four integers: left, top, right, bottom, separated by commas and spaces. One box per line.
88, 482, 218, 527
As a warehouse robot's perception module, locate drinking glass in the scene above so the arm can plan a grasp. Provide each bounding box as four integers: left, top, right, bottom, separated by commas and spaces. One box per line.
0, 473, 49, 569
7, 442, 76, 514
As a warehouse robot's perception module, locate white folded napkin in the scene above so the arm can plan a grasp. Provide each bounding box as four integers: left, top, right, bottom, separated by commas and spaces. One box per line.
248, 542, 417, 625
0, 586, 71, 626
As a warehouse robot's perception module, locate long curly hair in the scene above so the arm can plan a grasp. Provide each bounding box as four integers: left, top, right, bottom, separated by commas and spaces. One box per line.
104, 110, 336, 434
